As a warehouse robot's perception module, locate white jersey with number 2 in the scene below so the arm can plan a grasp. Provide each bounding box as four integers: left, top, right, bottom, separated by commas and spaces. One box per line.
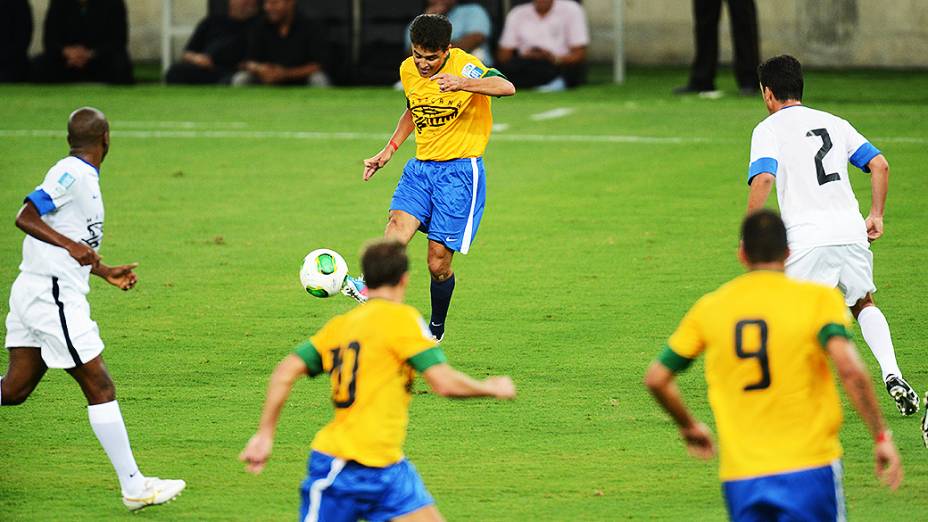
747, 105, 881, 250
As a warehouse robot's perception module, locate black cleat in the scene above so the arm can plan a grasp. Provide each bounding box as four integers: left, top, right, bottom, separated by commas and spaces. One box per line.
885, 375, 919, 416
921, 392, 928, 448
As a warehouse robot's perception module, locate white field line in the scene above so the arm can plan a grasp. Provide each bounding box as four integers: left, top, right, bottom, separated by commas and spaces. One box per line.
492, 123, 511, 132
111, 120, 248, 129
529, 107, 575, 121
0, 129, 924, 145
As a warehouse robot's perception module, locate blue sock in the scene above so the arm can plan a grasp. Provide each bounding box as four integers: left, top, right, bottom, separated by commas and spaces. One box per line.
429, 274, 455, 339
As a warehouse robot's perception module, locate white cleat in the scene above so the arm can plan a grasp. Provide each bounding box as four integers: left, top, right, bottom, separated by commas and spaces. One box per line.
341, 275, 368, 303
922, 392, 928, 448
123, 477, 186, 512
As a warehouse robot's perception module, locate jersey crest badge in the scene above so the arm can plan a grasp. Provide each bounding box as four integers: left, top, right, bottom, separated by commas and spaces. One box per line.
461, 63, 484, 79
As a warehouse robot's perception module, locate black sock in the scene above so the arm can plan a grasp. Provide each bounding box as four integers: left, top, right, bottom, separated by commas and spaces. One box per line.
429, 274, 455, 339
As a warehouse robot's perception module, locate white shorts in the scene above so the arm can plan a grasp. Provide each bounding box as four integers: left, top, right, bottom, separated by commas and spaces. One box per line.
786, 243, 876, 306
5, 273, 104, 369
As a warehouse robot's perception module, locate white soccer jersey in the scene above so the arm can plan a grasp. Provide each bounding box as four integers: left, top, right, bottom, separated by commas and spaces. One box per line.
20, 156, 105, 294
748, 105, 881, 250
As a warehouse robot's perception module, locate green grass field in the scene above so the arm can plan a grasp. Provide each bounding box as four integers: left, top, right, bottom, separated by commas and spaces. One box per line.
1, 68, 927, 520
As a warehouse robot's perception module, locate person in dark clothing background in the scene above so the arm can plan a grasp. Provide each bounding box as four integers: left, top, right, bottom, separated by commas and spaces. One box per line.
0, 0, 33, 83
232, 0, 328, 86
31, 0, 134, 84
165, 0, 259, 85
674, 0, 760, 95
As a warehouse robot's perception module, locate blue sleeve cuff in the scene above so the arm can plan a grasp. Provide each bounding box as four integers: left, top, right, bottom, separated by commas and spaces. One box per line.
748, 157, 778, 185
849, 143, 880, 173
25, 189, 56, 215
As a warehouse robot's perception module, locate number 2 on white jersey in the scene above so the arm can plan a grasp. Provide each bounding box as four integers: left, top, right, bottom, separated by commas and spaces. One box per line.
806, 128, 840, 186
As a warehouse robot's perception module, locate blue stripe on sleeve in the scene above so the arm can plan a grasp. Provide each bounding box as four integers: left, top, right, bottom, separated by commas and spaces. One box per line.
25, 189, 56, 215
748, 157, 778, 184
849, 142, 880, 173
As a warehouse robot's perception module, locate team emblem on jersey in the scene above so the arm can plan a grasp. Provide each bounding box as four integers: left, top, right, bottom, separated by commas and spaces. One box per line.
461, 63, 484, 79
58, 173, 75, 188
410, 105, 460, 132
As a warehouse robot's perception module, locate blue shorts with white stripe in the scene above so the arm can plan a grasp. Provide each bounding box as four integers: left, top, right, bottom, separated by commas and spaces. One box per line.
390, 157, 486, 255
723, 460, 846, 522
298, 450, 434, 522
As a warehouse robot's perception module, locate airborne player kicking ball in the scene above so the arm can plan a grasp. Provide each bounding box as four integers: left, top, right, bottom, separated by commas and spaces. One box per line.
344, 14, 515, 343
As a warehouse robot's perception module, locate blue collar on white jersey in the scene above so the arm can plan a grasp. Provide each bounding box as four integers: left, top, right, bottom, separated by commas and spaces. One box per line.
70, 155, 100, 176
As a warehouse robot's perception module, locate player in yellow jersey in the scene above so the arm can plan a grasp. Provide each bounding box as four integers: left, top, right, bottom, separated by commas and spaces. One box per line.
644, 210, 902, 521
347, 14, 515, 343
240, 239, 516, 522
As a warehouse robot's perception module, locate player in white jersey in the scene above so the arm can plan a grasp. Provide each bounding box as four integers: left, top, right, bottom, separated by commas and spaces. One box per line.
2, 108, 186, 510
745, 55, 923, 427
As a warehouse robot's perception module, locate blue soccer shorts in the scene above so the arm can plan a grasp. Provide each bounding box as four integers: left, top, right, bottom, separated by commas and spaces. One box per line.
723, 461, 846, 522
390, 157, 486, 254
298, 451, 435, 522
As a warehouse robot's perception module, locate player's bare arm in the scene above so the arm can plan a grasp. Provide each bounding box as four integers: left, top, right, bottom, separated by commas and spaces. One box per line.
826, 336, 903, 490
865, 154, 889, 242
644, 362, 716, 460
746, 172, 775, 213
240, 354, 309, 474
430, 73, 515, 97
15, 200, 99, 266
363, 109, 415, 181
421, 363, 516, 399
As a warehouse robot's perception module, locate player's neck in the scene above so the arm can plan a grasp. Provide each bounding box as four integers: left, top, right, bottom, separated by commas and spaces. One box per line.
771, 100, 802, 114
747, 262, 785, 273
70, 149, 102, 169
367, 287, 405, 303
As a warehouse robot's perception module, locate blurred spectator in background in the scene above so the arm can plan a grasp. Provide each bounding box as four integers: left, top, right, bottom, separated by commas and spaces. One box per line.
1, 0, 33, 83
232, 0, 328, 87
31, 0, 134, 84
405, 0, 494, 65
166, 0, 259, 85
674, 0, 759, 95
496, 0, 588, 92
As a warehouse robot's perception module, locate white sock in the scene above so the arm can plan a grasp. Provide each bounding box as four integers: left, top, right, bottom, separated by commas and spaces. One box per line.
857, 306, 902, 381
87, 400, 146, 496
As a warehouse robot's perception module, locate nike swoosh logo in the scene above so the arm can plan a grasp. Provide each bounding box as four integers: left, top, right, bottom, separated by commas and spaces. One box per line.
445, 237, 456, 242
430, 322, 442, 327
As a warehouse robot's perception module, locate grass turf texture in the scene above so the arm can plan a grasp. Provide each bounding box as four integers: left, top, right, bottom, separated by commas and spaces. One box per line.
1, 69, 927, 520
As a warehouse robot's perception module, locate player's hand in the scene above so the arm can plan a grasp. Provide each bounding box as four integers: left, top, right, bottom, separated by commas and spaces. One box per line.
865, 214, 884, 242
102, 262, 139, 291
363, 148, 394, 181
874, 438, 903, 490
431, 73, 465, 93
240, 432, 274, 474
67, 242, 101, 266
679, 422, 716, 460
485, 376, 516, 399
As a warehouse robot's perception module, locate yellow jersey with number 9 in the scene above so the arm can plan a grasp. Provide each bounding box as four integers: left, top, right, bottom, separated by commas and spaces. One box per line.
400, 48, 497, 161
661, 271, 852, 481
295, 299, 445, 467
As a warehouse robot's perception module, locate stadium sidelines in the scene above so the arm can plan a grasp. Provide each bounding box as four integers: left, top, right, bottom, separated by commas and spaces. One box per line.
0, 129, 923, 144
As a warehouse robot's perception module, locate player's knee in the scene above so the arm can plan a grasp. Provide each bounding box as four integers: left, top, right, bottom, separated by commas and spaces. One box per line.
1, 383, 32, 406
428, 259, 452, 281
851, 294, 875, 317
84, 376, 116, 404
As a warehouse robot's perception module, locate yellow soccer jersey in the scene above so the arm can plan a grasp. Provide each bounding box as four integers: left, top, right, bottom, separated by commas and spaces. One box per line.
295, 299, 445, 467
400, 48, 498, 161
660, 271, 852, 481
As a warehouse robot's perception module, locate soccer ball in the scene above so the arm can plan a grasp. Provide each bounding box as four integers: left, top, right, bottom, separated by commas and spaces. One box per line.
300, 249, 348, 298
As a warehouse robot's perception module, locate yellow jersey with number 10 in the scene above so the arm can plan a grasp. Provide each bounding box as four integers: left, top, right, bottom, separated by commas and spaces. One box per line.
661, 271, 852, 481
400, 48, 496, 161
295, 299, 446, 468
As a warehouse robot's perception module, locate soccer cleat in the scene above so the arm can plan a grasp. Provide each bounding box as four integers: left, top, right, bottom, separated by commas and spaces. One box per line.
922, 393, 928, 448
341, 275, 368, 303
122, 477, 186, 512
884, 375, 919, 416
429, 322, 445, 344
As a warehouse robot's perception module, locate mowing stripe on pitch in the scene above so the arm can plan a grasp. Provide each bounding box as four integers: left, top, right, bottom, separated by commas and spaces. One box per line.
0, 129, 923, 145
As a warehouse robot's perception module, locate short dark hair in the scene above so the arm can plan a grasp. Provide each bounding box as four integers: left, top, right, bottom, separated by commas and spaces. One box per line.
410, 14, 452, 51
757, 55, 804, 102
741, 210, 789, 264
361, 239, 408, 289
